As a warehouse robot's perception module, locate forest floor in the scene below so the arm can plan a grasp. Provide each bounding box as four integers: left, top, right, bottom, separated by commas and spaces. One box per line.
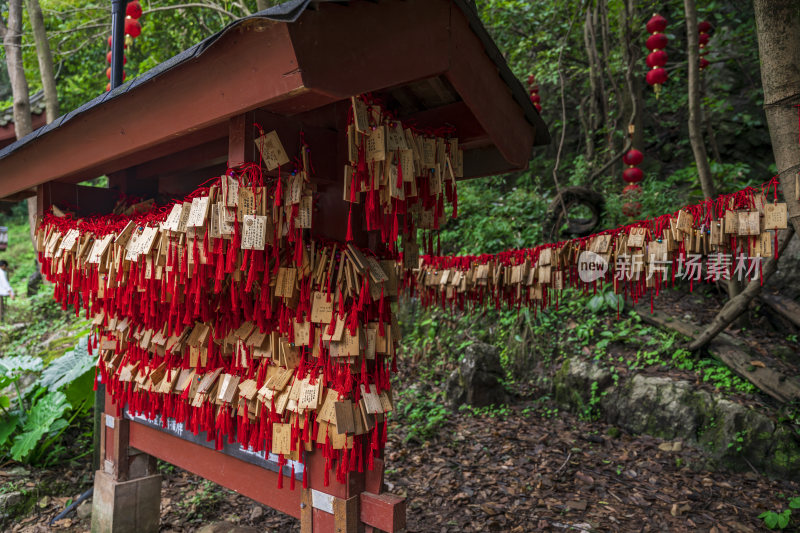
5, 387, 799, 532
3, 285, 800, 532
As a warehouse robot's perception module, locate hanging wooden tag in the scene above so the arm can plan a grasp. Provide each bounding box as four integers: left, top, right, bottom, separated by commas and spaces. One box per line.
317, 388, 338, 425
89, 234, 113, 264
271, 423, 292, 456
255, 130, 290, 171
297, 195, 313, 229
293, 320, 311, 346
334, 400, 356, 435
237, 187, 256, 219
754, 192, 767, 216
737, 211, 760, 235
756, 231, 773, 257
351, 97, 369, 132
347, 124, 358, 163
764, 203, 788, 230
724, 210, 738, 234
366, 125, 386, 162
275, 267, 297, 298
310, 292, 334, 323
114, 221, 136, 249
400, 150, 415, 182
627, 227, 646, 248
217, 374, 241, 404
298, 377, 322, 411
186, 196, 210, 227
676, 210, 693, 234
241, 215, 267, 250
386, 122, 408, 151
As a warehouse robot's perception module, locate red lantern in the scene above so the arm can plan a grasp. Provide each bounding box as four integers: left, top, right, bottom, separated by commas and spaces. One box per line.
698, 20, 712, 33
527, 74, 542, 113
125, 18, 141, 38
646, 50, 668, 68
623, 167, 644, 183
699, 57, 710, 70
646, 33, 668, 51
126, 1, 142, 19
698, 32, 710, 46
106, 83, 111, 92
645, 33, 669, 50
622, 201, 642, 217
646, 14, 667, 34
621, 144, 644, 215
645, 15, 668, 97
646, 68, 668, 86
622, 149, 643, 166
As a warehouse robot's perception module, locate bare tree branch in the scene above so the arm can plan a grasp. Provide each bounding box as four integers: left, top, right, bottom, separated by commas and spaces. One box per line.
144, 3, 240, 20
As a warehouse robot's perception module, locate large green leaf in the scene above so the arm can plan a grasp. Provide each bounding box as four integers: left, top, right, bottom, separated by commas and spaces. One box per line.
0, 414, 20, 447
10, 391, 70, 462
587, 295, 605, 313
39, 337, 94, 392
0, 355, 43, 377
63, 370, 95, 414
604, 291, 624, 311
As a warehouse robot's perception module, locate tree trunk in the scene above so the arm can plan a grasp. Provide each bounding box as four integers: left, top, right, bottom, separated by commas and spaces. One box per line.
754, 0, 800, 236
621, 0, 643, 150
26, 0, 59, 122
0, 0, 33, 139
256, 0, 271, 11
684, 0, 716, 199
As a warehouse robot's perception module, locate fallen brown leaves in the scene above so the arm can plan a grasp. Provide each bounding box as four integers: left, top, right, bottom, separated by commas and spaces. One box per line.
386, 403, 798, 532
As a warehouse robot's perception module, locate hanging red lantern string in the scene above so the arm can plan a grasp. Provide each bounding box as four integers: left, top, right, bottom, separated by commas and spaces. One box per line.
698, 20, 712, 71
527, 74, 542, 113
621, 148, 644, 217
621, 124, 643, 217
104, 1, 143, 91
645, 14, 669, 98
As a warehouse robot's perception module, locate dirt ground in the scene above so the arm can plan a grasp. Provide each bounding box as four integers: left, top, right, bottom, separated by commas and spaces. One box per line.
3, 398, 798, 533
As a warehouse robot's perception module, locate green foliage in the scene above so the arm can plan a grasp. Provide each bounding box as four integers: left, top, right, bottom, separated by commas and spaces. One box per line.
9, 391, 70, 462
396, 386, 449, 443
0, 202, 40, 290
178, 480, 227, 522
0, 336, 95, 465
759, 498, 800, 531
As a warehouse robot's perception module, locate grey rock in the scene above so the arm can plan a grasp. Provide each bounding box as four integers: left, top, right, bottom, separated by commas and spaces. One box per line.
0, 491, 22, 510
77, 499, 92, 520
249, 505, 264, 521
552, 355, 800, 479
445, 342, 507, 409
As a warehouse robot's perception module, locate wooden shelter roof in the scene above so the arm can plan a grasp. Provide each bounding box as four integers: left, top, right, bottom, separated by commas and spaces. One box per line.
0, 0, 549, 202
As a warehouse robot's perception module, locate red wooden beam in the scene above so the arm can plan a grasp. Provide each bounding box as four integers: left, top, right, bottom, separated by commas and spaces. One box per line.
0, 22, 304, 198
128, 420, 302, 519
